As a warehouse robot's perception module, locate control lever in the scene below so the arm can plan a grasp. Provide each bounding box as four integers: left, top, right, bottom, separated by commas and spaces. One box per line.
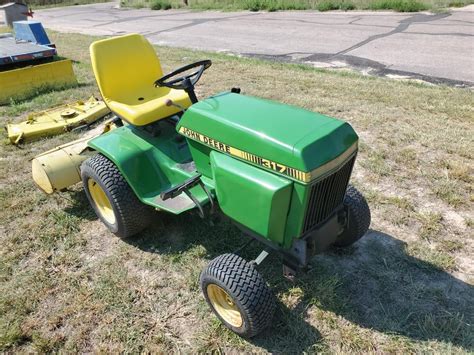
165, 99, 186, 112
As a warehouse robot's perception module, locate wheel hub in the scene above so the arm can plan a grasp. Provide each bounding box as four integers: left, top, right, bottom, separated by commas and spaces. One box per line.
207, 284, 242, 328
88, 178, 116, 224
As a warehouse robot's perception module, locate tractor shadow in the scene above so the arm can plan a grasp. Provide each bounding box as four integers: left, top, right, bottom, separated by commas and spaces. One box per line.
125, 214, 473, 352
63, 190, 98, 221
257, 230, 474, 352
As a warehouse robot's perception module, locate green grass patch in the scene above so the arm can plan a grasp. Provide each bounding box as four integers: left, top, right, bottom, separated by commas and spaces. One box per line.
317, 0, 355, 11
448, 0, 466, 6
368, 0, 428, 11
242, 0, 309, 11
416, 211, 443, 241
119, 0, 473, 11
29, 0, 110, 9
150, 0, 172, 9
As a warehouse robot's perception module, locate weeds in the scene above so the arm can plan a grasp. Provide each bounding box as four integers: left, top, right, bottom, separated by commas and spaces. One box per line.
433, 177, 464, 207
417, 211, 443, 241
119, 0, 472, 11
368, 0, 428, 11
448, 0, 466, 5
317, 1, 355, 11
407, 242, 457, 271
241, 0, 308, 11
150, 0, 172, 9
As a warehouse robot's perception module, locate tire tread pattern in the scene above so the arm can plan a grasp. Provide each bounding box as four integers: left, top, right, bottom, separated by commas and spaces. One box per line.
82, 154, 153, 238
201, 253, 275, 338
335, 184, 371, 247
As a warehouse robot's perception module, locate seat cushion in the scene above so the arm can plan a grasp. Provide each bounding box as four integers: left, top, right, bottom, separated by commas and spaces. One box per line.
90, 34, 193, 126
107, 86, 192, 126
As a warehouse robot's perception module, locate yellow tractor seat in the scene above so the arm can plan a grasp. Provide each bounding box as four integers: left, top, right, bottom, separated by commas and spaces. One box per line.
90, 34, 192, 126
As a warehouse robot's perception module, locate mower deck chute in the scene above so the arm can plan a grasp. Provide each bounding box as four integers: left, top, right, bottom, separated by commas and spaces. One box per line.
31, 119, 118, 194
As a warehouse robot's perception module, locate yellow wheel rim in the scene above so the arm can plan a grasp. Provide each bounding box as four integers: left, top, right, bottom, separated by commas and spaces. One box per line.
88, 178, 116, 225
207, 284, 243, 328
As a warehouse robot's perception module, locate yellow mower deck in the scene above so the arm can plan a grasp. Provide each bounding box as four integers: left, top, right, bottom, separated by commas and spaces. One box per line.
6, 96, 110, 144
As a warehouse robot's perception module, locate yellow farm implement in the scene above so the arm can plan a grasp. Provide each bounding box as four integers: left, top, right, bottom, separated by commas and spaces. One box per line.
0, 59, 77, 105
32, 119, 118, 194
0, 22, 77, 104
6, 97, 110, 144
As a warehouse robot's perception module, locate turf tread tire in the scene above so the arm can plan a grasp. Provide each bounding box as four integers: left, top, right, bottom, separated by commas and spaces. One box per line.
81, 154, 153, 238
200, 253, 275, 338
334, 184, 371, 247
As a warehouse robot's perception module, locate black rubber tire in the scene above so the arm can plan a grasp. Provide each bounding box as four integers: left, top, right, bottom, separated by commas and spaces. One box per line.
334, 184, 371, 247
200, 253, 275, 338
81, 153, 154, 239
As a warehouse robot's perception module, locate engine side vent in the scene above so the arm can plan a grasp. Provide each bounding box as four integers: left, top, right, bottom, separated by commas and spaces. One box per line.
302, 155, 355, 234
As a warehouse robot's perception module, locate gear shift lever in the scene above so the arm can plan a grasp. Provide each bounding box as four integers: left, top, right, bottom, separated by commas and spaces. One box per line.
165, 99, 186, 112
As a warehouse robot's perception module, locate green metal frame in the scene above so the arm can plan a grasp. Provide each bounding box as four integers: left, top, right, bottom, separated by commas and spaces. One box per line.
88, 122, 209, 214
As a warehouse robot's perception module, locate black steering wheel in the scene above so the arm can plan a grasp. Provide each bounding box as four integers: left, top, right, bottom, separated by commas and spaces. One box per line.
154, 60, 212, 90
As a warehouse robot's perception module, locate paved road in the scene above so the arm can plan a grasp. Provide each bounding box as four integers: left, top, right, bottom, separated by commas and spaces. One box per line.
32, 3, 474, 85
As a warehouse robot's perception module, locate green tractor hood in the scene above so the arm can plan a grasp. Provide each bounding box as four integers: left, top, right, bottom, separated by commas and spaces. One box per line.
177, 92, 358, 183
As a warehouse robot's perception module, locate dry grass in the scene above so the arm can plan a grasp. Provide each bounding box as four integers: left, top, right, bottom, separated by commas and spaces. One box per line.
0, 31, 473, 352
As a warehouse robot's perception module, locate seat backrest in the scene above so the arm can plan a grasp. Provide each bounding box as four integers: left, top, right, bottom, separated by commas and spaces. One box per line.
90, 34, 163, 103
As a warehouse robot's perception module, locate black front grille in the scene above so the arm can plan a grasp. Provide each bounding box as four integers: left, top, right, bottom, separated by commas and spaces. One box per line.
302, 156, 355, 234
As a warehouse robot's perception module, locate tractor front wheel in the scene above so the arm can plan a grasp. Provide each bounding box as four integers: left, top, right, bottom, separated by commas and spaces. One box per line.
200, 253, 275, 338
334, 184, 371, 247
81, 154, 154, 239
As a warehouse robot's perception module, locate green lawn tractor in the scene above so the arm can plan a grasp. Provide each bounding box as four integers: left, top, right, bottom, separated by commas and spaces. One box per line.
77, 34, 370, 337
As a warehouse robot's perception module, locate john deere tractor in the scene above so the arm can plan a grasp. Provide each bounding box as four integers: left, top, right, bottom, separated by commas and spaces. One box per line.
78, 34, 370, 337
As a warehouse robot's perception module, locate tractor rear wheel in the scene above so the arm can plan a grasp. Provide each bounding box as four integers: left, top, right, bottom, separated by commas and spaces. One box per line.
200, 253, 275, 338
81, 153, 153, 239
334, 184, 371, 247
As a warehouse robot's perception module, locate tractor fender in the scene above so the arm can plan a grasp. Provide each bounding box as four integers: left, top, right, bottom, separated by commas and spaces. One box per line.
87, 127, 168, 205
